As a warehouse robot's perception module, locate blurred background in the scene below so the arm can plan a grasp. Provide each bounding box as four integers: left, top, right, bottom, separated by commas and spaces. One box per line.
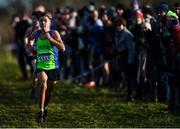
0, 0, 178, 44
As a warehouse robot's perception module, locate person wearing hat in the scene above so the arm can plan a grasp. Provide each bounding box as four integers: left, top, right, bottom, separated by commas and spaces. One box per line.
131, 10, 153, 100
165, 15, 180, 114
155, 2, 172, 103
157, 2, 179, 19
127, 0, 142, 30
157, 2, 180, 112
131, 0, 140, 11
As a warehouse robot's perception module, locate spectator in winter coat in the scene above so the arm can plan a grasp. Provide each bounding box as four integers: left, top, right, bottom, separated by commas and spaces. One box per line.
166, 18, 180, 113
157, 2, 179, 112
115, 18, 135, 101
86, 10, 104, 85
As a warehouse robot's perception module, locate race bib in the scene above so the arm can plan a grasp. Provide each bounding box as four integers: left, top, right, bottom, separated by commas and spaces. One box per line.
38, 53, 51, 62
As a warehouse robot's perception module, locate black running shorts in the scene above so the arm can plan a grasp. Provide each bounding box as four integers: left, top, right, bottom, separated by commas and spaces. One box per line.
36, 69, 60, 81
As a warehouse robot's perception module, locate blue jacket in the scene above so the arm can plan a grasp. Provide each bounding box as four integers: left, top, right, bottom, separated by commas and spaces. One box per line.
115, 28, 135, 64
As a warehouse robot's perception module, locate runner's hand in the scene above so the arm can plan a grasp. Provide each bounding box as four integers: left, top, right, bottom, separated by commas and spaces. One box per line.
44, 33, 53, 41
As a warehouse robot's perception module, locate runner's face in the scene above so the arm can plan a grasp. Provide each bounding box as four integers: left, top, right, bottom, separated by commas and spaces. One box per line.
39, 16, 51, 30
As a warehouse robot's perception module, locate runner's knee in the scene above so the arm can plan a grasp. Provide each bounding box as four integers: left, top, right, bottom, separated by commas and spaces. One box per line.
38, 72, 48, 84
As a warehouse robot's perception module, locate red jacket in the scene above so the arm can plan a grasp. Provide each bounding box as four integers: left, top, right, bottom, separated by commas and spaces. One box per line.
168, 19, 180, 52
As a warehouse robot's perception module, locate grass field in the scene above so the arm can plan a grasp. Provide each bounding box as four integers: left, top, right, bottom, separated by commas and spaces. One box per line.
0, 45, 180, 128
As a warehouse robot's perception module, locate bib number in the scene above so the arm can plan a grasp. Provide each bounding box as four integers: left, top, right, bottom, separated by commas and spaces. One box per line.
38, 53, 51, 62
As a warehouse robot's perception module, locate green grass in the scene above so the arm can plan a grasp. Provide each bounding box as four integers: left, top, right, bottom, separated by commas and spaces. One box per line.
0, 45, 180, 128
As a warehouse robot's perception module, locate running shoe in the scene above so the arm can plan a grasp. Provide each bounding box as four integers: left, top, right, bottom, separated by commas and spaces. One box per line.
43, 109, 48, 121
36, 111, 44, 123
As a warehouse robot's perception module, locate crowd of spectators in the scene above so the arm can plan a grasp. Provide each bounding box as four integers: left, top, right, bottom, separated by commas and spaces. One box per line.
11, 0, 180, 113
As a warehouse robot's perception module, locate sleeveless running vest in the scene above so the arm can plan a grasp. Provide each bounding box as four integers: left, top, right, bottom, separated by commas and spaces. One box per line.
35, 30, 59, 70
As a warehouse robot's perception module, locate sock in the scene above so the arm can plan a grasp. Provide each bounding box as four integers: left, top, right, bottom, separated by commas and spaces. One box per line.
40, 108, 44, 112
